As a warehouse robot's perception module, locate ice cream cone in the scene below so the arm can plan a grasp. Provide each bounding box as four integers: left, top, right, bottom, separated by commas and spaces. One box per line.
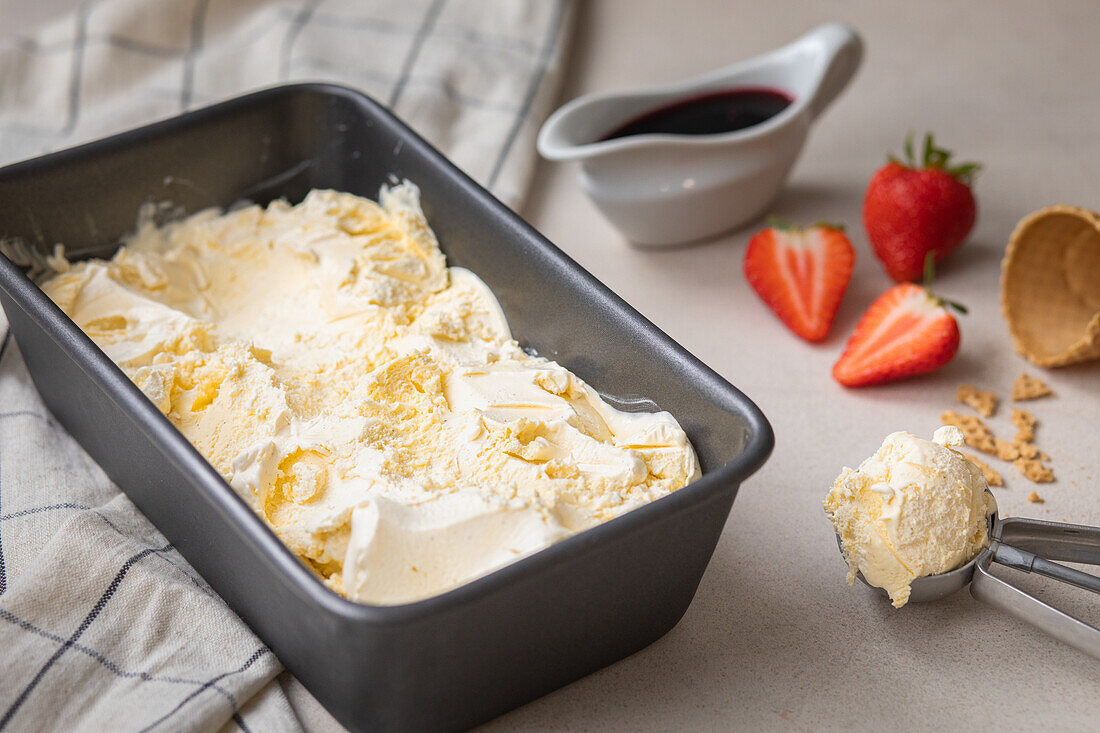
1001, 205, 1100, 367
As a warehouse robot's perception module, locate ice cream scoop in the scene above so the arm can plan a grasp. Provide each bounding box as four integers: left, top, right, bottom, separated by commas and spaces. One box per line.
824, 426, 996, 607
827, 428, 1100, 660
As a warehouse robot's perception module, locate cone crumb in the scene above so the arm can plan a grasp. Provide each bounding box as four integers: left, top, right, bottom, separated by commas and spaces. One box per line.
994, 438, 1019, 461
957, 384, 998, 417
940, 372, 1059, 491
1011, 408, 1037, 443
1012, 373, 1053, 401
1016, 457, 1054, 484
940, 410, 996, 454
963, 453, 1003, 487
1027, 491, 1045, 503
1016, 441, 1040, 460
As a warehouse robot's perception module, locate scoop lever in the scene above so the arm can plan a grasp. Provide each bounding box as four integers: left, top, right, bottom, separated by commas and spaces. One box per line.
992, 541, 1100, 594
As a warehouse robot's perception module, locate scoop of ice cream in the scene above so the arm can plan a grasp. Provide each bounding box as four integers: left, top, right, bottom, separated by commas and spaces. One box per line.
823, 426, 996, 608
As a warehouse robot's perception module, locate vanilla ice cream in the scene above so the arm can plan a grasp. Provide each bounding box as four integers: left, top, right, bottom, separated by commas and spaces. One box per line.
823, 426, 996, 607
41, 185, 699, 605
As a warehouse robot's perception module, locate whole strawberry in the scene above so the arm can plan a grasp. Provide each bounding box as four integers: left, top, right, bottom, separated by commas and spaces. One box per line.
863, 133, 979, 282
833, 255, 966, 387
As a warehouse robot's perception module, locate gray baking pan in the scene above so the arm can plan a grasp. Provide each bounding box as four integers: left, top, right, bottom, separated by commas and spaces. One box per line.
0, 84, 773, 732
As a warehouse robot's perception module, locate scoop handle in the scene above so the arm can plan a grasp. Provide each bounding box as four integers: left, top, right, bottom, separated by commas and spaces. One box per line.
994, 516, 1100, 564
970, 517, 1100, 659
804, 23, 864, 121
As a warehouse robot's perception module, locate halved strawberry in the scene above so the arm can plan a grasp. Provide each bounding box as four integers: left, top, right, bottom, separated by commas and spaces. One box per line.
743, 222, 855, 342
832, 260, 965, 387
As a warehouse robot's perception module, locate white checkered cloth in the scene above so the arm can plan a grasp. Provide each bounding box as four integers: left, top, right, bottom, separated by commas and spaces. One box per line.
0, 1, 573, 730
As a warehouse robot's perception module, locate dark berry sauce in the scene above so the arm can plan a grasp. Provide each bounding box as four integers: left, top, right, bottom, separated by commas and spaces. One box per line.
601, 87, 793, 141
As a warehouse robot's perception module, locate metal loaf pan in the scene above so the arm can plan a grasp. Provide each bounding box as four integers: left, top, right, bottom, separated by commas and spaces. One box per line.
0, 85, 773, 732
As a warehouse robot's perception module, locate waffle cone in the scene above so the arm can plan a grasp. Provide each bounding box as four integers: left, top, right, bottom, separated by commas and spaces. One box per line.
1001, 205, 1100, 367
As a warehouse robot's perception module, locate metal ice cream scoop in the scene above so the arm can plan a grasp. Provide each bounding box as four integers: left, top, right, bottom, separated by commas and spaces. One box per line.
838, 512, 1100, 659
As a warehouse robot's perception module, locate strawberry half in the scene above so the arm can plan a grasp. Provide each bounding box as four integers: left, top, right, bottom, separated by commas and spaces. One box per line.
833, 257, 965, 387
743, 221, 855, 342
863, 133, 979, 282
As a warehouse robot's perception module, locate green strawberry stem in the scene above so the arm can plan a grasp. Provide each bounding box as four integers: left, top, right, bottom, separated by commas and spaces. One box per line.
887, 132, 981, 185
765, 216, 845, 232
922, 252, 968, 314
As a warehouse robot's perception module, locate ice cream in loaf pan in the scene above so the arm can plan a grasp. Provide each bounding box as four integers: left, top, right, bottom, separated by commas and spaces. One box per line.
41, 185, 700, 605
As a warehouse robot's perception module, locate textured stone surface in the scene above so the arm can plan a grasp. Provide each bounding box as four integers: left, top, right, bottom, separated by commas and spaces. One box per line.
501, 0, 1100, 729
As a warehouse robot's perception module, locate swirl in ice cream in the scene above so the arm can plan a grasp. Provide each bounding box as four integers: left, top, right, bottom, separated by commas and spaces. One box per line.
41, 185, 699, 605
824, 426, 996, 608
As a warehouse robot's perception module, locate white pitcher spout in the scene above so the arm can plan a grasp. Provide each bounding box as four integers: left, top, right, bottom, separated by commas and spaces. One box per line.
799, 23, 863, 121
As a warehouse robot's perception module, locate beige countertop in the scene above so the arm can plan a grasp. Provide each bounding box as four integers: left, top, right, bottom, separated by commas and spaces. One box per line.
488, 0, 1100, 730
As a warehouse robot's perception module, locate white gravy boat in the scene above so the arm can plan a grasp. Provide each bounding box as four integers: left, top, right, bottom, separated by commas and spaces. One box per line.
537, 23, 863, 247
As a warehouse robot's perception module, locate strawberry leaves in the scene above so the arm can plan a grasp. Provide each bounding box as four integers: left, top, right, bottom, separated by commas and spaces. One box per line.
888, 132, 981, 185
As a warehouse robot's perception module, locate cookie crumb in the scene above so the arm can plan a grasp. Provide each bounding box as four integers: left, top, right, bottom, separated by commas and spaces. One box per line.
1012, 373, 1053, 401
940, 410, 996, 454
1027, 491, 1045, 503
957, 384, 998, 417
1011, 408, 1036, 444
963, 453, 1003, 487
993, 438, 1019, 462
1016, 457, 1054, 484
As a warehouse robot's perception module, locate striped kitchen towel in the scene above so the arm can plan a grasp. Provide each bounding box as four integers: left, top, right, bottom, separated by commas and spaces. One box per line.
0, 1, 574, 730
